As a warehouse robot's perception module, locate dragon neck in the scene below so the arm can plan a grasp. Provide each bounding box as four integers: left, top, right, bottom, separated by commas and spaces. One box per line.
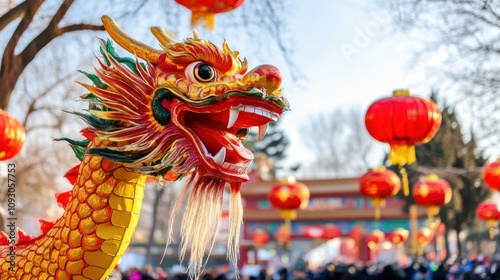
0, 138, 146, 279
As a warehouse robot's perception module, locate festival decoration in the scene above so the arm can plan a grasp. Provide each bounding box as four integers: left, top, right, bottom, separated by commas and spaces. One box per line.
476, 201, 500, 239
417, 227, 433, 245
416, 227, 434, 256
252, 229, 270, 247
274, 224, 291, 248
349, 225, 364, 240
366, 229, 385, 261
175, 0, 244, 29
365, 89, 442, 195
268, 177, 308, 250
268, 177, 310, 221
483, 159, 500, 192
413, 174, 452, 225
322, 224, 341, 240
387, 228, 409, 247
359, 166, 401, 220
0, 16, 288, 279
366, 229, 385, 249
0, 109, 26, 160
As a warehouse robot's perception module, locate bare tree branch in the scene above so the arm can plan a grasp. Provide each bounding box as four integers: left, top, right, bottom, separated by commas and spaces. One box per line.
0, 0, 29, 30
59, 23, 104, 33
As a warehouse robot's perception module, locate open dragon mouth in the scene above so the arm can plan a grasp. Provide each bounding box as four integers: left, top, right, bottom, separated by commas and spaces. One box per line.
173, 96, 284, 181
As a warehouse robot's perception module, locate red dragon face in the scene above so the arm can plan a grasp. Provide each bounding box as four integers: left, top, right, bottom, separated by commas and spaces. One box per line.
74, 16, 289, 278
80, 16, 289, 184
165, 62, 287, 183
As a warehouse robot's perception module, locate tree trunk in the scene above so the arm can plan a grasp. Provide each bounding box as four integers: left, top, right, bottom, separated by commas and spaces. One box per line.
145, 187, 165, 265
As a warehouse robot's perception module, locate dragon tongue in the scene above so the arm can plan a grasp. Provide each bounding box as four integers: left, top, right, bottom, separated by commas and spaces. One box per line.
193, 125, 253, 164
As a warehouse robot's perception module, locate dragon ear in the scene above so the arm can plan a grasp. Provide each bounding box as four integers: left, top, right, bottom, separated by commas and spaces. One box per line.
101, 15, 162, 64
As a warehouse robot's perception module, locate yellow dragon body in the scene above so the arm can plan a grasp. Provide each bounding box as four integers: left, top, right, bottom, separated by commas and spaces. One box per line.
0, 16, 288, 279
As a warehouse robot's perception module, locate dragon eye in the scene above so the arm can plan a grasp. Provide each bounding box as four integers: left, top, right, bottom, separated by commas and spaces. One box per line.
186, 61, 216, 83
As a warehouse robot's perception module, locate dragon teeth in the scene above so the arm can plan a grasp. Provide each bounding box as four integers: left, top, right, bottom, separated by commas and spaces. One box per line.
257, 123, 269, 141
227, 105, 278, 129
212, 147, 226, 165
228, 107, 240, 129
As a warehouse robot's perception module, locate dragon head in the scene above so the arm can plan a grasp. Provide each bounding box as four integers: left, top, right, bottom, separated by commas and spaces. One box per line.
75, 16, 289, 276
80, 16, 289, 185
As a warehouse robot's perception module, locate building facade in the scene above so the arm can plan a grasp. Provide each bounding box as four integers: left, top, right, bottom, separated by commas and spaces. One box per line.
239, 175, 429, 268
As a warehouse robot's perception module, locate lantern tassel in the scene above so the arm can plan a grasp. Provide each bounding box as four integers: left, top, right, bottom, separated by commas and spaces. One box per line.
191, 11, 216, 30
390, 145, 416, 166
487, 220, 498, 239
375, 206, 381, 221
400, 167, 409, 196
428, 206, 440, 228
280, 209, 297, 221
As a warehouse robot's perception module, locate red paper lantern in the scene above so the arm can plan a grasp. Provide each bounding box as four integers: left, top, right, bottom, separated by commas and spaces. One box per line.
387, 228, 409, 247
322, 224, 341, 240
349, 225, 364, 240
252, 229, 269, 247
359, 166, 401, 220
476, 201, 500, 239
365, 89, 441, 166
365, 229, 385, 249
268, 177, 310, 221
413, 174, 452, 219
175, 0, 244, 29
417, 227, 434, 245
0, 109, 26, 161
274, 224, 291, 246
483, 160, 500, 191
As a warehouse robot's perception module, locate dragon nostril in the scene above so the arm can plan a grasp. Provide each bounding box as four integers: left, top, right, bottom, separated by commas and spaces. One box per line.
243, 64, 282, 93
236, 128, 249, 140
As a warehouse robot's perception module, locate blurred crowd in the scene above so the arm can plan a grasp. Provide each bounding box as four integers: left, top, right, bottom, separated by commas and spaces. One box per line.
107, 258, 500, 280
279, 259, 500, 280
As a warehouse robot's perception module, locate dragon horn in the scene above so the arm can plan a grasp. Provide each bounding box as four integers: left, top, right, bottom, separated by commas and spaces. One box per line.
150, 26, 178, 47
101, 15, 161, 63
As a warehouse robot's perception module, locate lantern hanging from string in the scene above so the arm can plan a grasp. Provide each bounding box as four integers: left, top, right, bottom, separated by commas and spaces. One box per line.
274, 224, 291, 248
359, 166, 401, 221
387, 228, 409, 247
482, 159, 500, 192
417, 227, 434, 246
175, 0, 244, 29
413, 174, 452, 226
252, 228, 270, 248
416, 227, 434, 256
476, 201, 500, 239
349, 225, 364, 240
268, 177, 310, 221
365, 89, 442, 196
0, 109, 26, 161
321, 224, 341, 241
365, 229, 385, 249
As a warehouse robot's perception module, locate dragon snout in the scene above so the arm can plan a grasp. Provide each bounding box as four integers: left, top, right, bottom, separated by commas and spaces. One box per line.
243, 64, 282, 94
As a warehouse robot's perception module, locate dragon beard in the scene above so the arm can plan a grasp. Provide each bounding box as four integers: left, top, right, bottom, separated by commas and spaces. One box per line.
166, 174, 242, 279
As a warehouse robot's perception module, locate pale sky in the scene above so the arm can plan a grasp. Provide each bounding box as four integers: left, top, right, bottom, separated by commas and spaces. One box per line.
268, 1, 431, 175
